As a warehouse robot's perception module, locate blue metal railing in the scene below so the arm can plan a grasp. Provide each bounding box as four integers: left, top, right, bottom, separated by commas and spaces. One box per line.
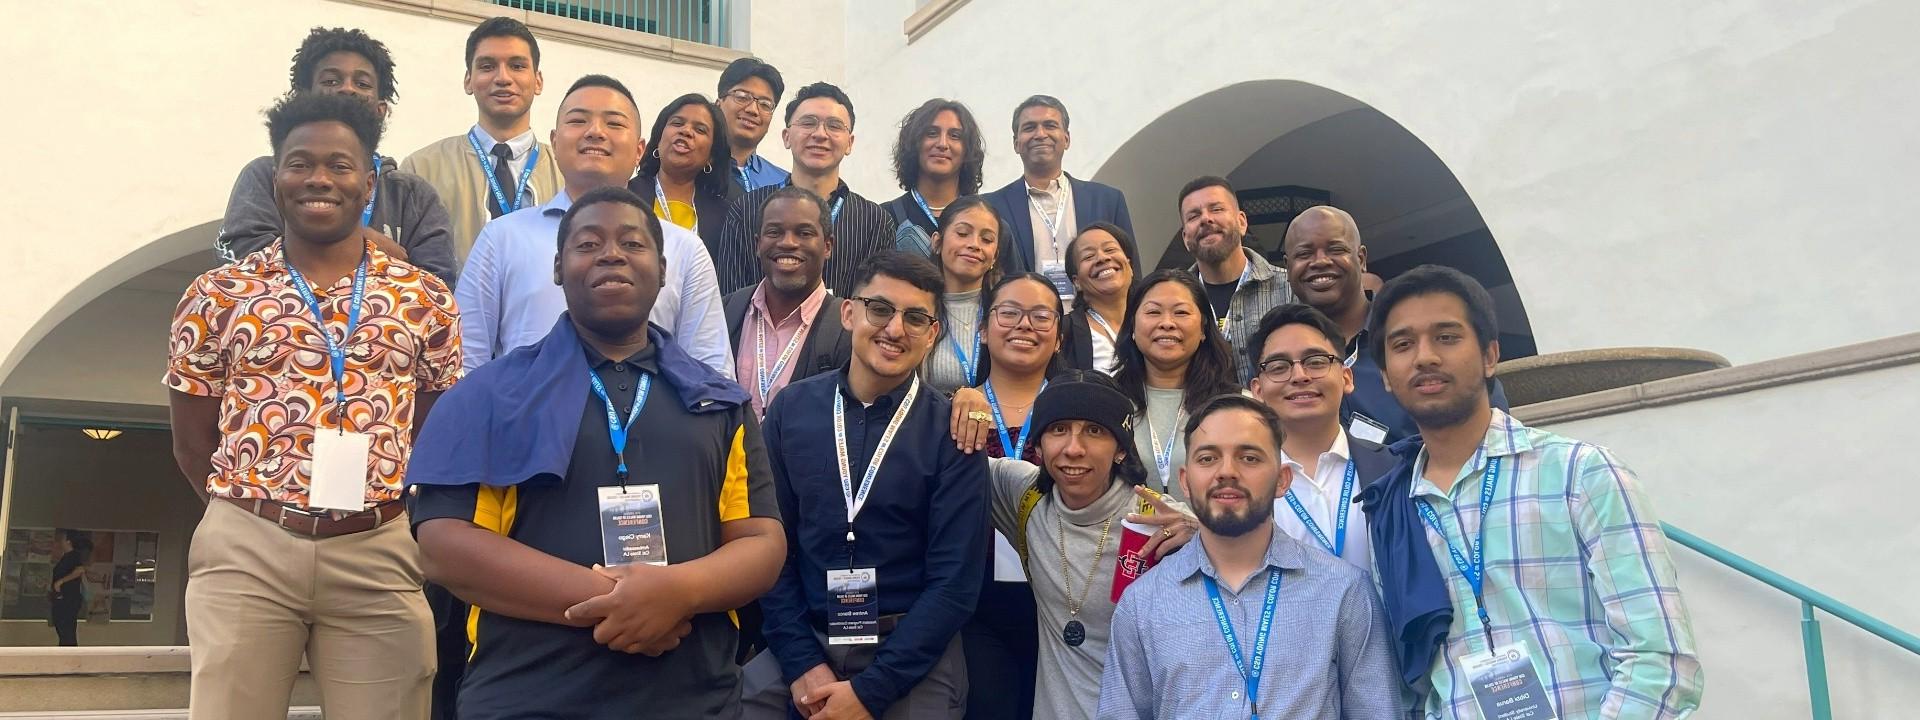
493, 1, 733, 48
1661, 523, 1920, 719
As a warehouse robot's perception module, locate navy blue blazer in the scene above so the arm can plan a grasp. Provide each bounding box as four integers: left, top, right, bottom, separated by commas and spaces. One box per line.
985, 174, 1136, 276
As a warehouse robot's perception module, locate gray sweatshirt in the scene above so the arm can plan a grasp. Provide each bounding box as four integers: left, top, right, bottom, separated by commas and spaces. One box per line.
215, 155, 459, 287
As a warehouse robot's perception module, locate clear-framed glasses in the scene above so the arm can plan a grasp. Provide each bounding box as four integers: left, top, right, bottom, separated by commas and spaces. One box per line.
792, 115, 851, 136
1256, 353, 1340, 382
850, 296, 937, 337
989, 304, 1059, 331
724, 89, 776, 113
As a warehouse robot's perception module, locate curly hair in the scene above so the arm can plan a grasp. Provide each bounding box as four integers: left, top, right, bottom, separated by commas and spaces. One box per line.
891, 99, 985, 195
635, 93, 734, 201
289, 27, 397, 103
267, 92, 384, 159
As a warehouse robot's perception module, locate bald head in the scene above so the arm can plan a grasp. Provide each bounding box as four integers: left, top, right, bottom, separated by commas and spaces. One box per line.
1283, 205, 1368, 312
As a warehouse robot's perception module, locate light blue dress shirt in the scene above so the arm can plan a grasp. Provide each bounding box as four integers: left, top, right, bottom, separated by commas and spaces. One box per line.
455, 191, 734, 375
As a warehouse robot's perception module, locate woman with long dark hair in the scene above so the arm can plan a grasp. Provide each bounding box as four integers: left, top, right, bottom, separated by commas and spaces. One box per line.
48, 529, 91, 646
922, 196, 1005, 397
1059, 222, 1137, 375
885, 99, 986, 257
628, 93, 736, 241
1112, 269, 1239, 498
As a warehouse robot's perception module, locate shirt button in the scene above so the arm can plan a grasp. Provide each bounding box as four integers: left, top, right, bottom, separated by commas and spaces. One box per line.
614, 365, 626, 373
1232, 691, 1241, 700
619, 384, 629, 391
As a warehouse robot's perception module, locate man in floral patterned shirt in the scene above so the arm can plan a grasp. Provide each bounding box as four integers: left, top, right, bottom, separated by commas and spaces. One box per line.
165, 92, 461, 720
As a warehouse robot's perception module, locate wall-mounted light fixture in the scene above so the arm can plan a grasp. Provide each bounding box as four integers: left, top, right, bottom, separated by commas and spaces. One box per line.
80, 428, 122, 441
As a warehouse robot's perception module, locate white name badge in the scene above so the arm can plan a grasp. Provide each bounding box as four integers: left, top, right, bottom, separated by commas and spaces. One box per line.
598, 485, 668, 567
1461, 643, 1560, 720
991, 530, 1027, 582
826, 567, 880, 645
1348, 413, 1389, 445
1040, 261, 1075, 304
307, 431, 372, 511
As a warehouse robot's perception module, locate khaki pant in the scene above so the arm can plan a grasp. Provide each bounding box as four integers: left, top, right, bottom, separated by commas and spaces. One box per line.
186, 500, 434, 720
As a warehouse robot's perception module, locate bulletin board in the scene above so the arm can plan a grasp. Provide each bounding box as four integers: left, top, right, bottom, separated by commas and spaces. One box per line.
1, 527, 158, 622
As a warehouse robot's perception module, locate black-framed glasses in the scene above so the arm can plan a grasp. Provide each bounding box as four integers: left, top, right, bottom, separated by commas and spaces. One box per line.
723, 89, 776, 113
792, 115, 852, 135
989, 304, 1059, 331
1256, 353, 1340, 381
850, 296, 938, 337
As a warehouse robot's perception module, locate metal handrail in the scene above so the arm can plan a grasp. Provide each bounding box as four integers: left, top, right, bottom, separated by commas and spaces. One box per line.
1662, 523, 1920, 719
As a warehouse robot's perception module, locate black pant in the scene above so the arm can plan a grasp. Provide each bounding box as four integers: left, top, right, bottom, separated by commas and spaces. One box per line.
50, 594, 82, 647
961, 581, 1036, 720
425, 582, 465, 720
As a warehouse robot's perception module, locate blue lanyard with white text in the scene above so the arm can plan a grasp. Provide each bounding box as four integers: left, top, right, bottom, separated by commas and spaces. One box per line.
653, 174, 699, 235
1203, 568, 1281, 720
754, 306, 806, 410
467, 132, 539, 215
834, 376, 920, 550
587, 370, 652, 482
1416, 455, 1504, 646
285, 250, 368, 424
1283, 459, 1356, 557
735, 165, 755, 193
985, 379, 1045, 458
1149, 407, 1185, 486
360, 156, 382, 227
946, 326, 981, 386
910, 190, 938, 228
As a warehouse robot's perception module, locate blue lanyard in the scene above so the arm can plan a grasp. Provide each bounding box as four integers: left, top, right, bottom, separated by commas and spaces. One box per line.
753, 305, 806, 409
653, 174, 699, 235
946, 325, 981, 386
360, 156, 382, 227
1283, 458, 1356, 557
284, 250, 368, 424
1416, 456, 1504, 645
1148, 406, 1185, 486
467, 133, 539, 215
587, 371, 652, 481
1203, 568, 1281, 720
783, 179, 845, 223
910, 190, 939, 228
984, 379, 1045, 458
735, 165, 755, 193
833, 377, 921, 548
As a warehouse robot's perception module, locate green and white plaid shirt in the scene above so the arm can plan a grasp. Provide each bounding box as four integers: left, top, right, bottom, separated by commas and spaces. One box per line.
1411, 409, 1704, 719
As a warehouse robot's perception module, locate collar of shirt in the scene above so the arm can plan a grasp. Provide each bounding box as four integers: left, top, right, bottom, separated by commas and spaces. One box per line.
583, 340, 663, 375
835, 365, 916, 411
740, 153, 770, 172
262, 237, 392, 283
1055, 475, 1139, 527
787, 177, 852, 204
1024, 173, 1071, 198
1409, 408, 1533, 501
1189, 247, 1279, 289
470, 124, 537, 160
751, 282, 829, 329
540, 189, 577, 217
1168, 525, 1309, 587
1279, 430, 1352, 494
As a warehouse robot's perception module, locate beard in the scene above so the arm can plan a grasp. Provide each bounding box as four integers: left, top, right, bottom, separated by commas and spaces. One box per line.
1192, 482, 1275, 537
1404, 381, 1483, 430
1191, 229, 1241, 265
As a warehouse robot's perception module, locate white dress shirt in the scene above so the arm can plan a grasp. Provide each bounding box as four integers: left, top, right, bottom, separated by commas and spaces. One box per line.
1274, 430, 1373, 571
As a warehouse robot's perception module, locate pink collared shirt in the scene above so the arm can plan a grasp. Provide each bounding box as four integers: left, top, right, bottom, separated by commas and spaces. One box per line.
735, 283, 830, 417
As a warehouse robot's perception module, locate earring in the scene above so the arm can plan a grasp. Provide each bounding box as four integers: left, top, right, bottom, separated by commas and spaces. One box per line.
651, 148, 661, 159
703, 162, 713, 173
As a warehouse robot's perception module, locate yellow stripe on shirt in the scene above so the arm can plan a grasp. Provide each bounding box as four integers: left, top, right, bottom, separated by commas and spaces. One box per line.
466, 484, 519, 658
718, 424, 752, 522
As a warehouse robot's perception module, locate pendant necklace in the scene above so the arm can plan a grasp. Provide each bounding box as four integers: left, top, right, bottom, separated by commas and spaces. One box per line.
1057, 513, 1114, 647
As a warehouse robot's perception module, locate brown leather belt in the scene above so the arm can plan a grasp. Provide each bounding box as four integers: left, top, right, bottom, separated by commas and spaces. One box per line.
221, 497, 405, 538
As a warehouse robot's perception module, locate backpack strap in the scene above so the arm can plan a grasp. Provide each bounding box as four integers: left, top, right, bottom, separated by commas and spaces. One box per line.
1014, 482, 1044, 568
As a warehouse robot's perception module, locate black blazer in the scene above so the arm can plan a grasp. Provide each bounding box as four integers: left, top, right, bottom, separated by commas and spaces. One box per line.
1061, 307, 1099, 372
723, 286, 851, 388
627, 170, 740, 258
985, 173, 1137, 276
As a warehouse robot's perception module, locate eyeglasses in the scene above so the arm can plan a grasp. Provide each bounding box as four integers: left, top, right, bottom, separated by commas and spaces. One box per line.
849, 296, 938, 337
792, 115, 851, 136
1255, 353, 1340, 381
989, 305, 1059, 331
724, 89, 776, 113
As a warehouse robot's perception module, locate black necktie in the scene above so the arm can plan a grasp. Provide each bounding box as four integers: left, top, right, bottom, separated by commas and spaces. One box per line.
488, 143, 516, 218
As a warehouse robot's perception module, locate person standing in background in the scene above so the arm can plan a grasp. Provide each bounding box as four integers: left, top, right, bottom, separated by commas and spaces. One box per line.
985, 95, 1136, 287
48, 529, 93, 647
885, 99, 986, 257
716, 58, 790, 193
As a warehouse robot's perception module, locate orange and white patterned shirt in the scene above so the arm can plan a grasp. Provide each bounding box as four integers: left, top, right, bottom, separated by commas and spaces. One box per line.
164, 239, 461, 507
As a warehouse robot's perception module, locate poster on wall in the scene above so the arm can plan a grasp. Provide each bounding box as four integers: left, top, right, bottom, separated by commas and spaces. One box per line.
1, 527, 158, 622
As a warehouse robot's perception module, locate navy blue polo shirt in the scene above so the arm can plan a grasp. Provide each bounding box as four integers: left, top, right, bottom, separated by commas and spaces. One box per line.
756, 369, 988, 716
410, 343, 778, 720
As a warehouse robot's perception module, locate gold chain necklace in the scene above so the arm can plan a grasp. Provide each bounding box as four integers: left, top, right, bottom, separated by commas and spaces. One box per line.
1056, 513, 1113, 647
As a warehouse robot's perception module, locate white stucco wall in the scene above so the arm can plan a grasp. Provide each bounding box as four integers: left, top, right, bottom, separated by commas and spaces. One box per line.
1538, 362, 1920, 719
837, 0, 1920, 365
0, 0, 841, 389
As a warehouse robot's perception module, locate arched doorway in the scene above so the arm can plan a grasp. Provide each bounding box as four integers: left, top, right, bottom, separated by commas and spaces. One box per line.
1093, 80, 1535, 357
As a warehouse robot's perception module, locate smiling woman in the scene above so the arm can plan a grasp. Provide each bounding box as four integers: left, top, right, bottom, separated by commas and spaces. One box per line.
1111, 269, 1240, 498
630, 93, 737, 239
884, 99, 986, 255
921, 196, 1006, 395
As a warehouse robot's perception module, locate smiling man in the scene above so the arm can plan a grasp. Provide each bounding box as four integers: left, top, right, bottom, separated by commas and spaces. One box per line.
1098, 394, 1400, 720
168, 92, 459, 720
724, 185, 851, 418
744, 251, 988, 720
1355, 265, 1701, 719
715, 82, 897, 297
1178, 176, 1293, 385
456, 74, 732, 375
408, 186, 785, 720
717, 58, 790, 192
985, 95, 1136, 281
402, 17, 566, 264
216, 26, 457, 285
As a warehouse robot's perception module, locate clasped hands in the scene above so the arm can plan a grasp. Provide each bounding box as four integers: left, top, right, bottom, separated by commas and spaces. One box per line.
561, 562, 695, 656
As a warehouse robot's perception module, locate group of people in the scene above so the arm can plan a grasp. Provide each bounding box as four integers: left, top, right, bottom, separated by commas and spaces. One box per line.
162, 16, 1704, 720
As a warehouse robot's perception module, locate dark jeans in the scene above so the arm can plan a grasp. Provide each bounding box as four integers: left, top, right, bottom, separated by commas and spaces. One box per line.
961, 581, 1036, 720
426, 582, 465, 720
50, 594, 82, 647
